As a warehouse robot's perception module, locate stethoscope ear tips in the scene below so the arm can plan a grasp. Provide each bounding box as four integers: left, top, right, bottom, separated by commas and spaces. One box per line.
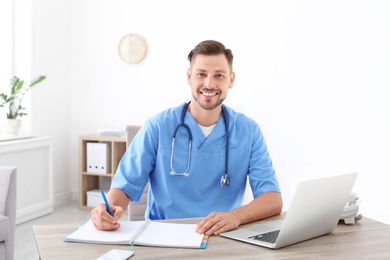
220, 174, 230, 187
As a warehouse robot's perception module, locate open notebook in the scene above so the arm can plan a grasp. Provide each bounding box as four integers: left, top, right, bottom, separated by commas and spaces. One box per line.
221, 172, 358, 249
65, 219, 208, 249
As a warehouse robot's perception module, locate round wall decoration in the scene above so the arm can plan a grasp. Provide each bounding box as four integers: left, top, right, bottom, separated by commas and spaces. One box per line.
118, 34, 147, 64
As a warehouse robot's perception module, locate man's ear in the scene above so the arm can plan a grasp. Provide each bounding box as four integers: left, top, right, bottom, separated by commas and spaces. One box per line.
186, 68, 192, 85
228, 72, 236, 89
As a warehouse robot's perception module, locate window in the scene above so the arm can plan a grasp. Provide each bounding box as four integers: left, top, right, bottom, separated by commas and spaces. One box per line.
0, 0, 33, 134
0, 0, 13, 92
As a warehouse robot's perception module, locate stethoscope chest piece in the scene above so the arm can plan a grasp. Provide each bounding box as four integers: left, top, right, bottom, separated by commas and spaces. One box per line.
220, 174, 230, 187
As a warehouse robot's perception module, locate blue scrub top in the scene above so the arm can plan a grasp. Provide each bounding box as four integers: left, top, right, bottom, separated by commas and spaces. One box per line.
112, 102, 280, 220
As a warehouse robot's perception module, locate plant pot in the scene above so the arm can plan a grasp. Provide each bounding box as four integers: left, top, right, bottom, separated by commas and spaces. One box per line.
2, 119, 22, 134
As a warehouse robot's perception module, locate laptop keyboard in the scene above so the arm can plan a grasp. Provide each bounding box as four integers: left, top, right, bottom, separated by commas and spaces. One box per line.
248, 230, 280, 244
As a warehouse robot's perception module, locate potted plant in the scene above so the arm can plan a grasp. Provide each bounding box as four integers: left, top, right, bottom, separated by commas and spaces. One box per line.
0, 75, 46, 134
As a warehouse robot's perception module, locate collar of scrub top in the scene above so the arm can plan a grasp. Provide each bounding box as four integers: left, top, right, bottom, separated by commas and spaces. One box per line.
170, 101, 230, 187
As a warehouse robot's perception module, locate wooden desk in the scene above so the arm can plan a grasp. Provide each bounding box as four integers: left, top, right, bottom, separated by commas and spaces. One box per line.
33, 214, 390, 259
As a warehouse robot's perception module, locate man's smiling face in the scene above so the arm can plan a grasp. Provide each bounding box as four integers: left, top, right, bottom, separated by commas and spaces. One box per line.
187, 54, 235, 111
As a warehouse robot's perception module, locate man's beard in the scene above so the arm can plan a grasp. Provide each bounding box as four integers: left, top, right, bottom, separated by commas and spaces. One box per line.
192, 94, 225, 111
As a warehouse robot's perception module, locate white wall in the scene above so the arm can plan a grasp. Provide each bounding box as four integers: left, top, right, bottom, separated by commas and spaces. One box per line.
31, 0, 72, 205
31, 0, 390, 223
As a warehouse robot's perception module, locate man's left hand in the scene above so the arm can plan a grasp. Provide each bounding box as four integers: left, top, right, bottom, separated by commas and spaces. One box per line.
196, 212, 240, 236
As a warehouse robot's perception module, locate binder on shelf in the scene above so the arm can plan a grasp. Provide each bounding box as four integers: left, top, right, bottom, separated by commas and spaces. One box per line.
86, 142, 111, 174
97, 142, 111, 173
86, 142, 96, 173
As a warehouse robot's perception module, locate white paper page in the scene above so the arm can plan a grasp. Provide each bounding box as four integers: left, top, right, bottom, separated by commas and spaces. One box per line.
65, 220, 145, 244
134, 222, 204, 248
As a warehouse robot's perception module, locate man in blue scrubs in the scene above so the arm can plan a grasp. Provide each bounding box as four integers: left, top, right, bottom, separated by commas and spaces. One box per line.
91, 40, 283, 236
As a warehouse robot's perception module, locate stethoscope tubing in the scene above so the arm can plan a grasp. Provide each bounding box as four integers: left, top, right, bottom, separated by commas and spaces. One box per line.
170, 102, 230, 187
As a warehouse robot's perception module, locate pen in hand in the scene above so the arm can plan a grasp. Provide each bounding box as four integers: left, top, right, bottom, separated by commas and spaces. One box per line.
100, 189, 114, 217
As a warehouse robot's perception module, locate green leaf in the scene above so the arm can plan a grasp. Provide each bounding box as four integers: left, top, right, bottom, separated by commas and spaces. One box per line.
29, 75, 46, 87
1, 75, 47, 119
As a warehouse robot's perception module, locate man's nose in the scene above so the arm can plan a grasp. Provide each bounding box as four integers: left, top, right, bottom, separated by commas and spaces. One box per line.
203, 76, 212, 88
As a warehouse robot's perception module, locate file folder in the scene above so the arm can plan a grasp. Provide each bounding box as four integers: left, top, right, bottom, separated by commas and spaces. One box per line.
86, 142, 111, 173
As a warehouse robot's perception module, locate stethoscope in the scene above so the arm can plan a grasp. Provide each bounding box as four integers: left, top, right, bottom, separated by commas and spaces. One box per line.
170, 102, 231, 187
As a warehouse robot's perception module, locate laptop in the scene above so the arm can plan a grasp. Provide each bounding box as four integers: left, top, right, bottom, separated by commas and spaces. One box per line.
220, 172, 358, 249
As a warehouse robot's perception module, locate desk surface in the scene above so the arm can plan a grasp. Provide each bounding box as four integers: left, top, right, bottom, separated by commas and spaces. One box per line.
33, 214, 390, 259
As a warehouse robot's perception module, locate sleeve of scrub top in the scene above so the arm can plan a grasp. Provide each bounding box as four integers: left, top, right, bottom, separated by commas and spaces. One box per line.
111, 120, 158, 202
247, 123, 281, 198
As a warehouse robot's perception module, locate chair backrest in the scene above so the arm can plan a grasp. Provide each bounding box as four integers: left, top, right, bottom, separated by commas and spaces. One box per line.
0, 166, 17, 260
125, 125, 149, 221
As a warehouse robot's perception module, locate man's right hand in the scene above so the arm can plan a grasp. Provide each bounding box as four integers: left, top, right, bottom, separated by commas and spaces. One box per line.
90, 203, 124, 231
